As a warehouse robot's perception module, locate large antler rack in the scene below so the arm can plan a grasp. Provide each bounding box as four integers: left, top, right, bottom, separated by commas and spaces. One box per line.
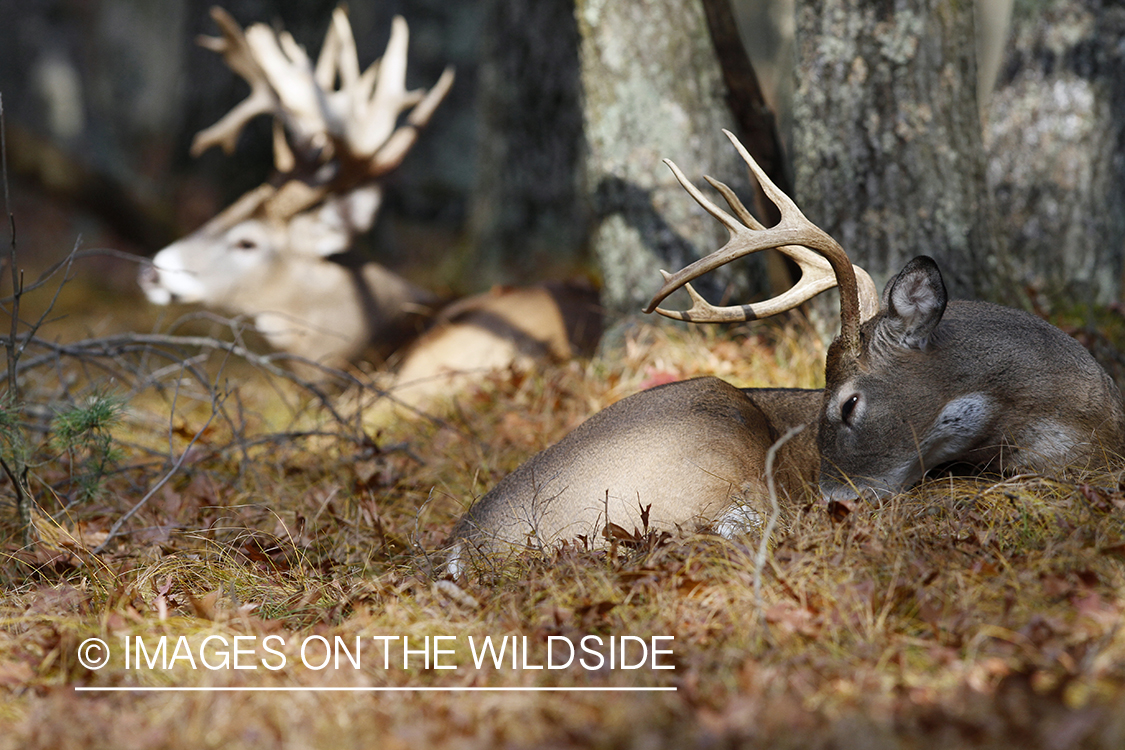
644, 130, 878, 356
191, 6, 455, 216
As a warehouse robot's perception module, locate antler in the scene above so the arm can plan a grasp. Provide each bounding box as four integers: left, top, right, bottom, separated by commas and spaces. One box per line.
644, 129, 877, 354
192, 6, 454, 185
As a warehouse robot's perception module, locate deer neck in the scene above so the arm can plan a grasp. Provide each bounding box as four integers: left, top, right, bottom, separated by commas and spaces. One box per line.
738, 387, 824, 489
250, 255, 437, 365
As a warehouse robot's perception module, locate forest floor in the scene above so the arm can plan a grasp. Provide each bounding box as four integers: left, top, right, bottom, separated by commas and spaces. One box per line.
2, 253, 1125, 750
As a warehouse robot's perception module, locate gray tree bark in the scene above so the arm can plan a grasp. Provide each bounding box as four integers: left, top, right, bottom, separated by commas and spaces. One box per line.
792, 0, 1000, 301
576, 0, 764, 320
985, 0, 1125, 304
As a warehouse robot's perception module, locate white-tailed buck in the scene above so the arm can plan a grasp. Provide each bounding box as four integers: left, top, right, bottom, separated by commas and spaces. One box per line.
448, 129, 1125, 574
139, 8, 600, 404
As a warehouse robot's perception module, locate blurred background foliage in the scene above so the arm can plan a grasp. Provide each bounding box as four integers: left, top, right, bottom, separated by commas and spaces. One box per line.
2, 0, 1124, 329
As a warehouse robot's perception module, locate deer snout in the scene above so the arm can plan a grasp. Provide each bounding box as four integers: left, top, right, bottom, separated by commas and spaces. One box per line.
137, 262, 160, 287
138, 248, 209, 305
137, 262, 173, 305
819, 473, 898, 505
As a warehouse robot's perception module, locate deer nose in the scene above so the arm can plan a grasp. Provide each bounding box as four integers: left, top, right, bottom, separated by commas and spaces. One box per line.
138, 262, 159, 287
137, 262, 176, 305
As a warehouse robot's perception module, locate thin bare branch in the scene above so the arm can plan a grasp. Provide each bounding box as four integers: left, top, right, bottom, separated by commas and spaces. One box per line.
92, 387, 230, 555
2, 91, 19, 400
0, 247, 150, 307
754, 424, 804, 627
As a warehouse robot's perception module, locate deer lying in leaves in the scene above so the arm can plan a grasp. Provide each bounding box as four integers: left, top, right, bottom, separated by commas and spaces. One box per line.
139, 8, 600, 408
447, 129, 1125, 574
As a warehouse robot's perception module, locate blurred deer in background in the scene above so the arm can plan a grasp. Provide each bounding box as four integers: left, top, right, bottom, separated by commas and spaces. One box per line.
139, 7, 600, 406
447, 129, 1125, 575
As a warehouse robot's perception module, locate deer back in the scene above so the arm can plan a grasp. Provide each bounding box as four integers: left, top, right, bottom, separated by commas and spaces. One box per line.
448, 377, 821, 569
387, 280, 602, 408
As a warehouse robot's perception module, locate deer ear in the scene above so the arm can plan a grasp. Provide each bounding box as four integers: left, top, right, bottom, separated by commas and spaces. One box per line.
291, 185, 385, 258
878, 255, 947, 349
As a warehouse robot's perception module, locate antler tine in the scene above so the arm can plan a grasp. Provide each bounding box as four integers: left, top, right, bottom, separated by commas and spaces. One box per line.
346, 15, 413, 158
191, 7, 455, 219
369, 66, 455, 176
722, 129, 807, 226
703, 175, 767, 232
662, 157, 746, 237
191, 8, 277, 157
315, 7, 359, 92
644, 130, 867, 354
707, 153, 880, 324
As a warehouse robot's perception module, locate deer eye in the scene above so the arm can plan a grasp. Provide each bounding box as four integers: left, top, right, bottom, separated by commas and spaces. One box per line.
841, 394, 860, 426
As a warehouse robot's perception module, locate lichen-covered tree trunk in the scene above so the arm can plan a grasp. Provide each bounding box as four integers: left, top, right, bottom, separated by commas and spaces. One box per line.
985, 0, 1125, 304
576, 0, 762, 319
792, 0, 1000, 300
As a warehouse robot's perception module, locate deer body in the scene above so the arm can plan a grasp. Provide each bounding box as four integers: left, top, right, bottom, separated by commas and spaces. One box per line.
244, 256, 435, 364
391, 281, 602, 403
140, 9, 601, 401
449, 378, 821, 567
448, 131, 1125, 572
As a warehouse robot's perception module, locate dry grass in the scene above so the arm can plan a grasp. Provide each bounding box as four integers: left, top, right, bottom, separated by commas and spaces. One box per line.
2, 304, 1125, 750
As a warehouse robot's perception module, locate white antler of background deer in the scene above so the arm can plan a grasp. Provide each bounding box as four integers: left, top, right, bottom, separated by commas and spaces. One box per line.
193, 7, 454, 184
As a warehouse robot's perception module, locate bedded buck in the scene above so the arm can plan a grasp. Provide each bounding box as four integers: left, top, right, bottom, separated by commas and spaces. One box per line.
447, 129, 1125, 573
139, 8, 600, 405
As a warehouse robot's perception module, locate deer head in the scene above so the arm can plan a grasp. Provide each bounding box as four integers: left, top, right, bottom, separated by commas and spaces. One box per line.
815, 256, 1125, 499
139, 7, 454, 361
650, 130, 1124, 501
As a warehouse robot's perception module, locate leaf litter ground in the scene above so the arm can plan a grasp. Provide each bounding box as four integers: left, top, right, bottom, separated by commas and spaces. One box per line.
3, 305, 1125, 750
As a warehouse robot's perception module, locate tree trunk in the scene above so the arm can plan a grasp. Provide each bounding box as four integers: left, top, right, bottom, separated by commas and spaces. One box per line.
468, 0, 587, 288
792, 0, 1000, 301
985, 0, 1125, 304
576, 0, 764, 320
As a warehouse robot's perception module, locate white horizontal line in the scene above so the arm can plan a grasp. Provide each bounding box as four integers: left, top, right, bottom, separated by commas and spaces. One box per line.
74, 686, 676, 692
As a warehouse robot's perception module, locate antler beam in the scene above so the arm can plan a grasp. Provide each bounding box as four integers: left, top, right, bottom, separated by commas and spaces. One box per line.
645, 130, 877, 351
191, 6, 454, 183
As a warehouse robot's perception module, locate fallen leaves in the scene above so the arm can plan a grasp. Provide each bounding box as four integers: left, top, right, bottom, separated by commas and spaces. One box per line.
2, 323, 1125, 748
